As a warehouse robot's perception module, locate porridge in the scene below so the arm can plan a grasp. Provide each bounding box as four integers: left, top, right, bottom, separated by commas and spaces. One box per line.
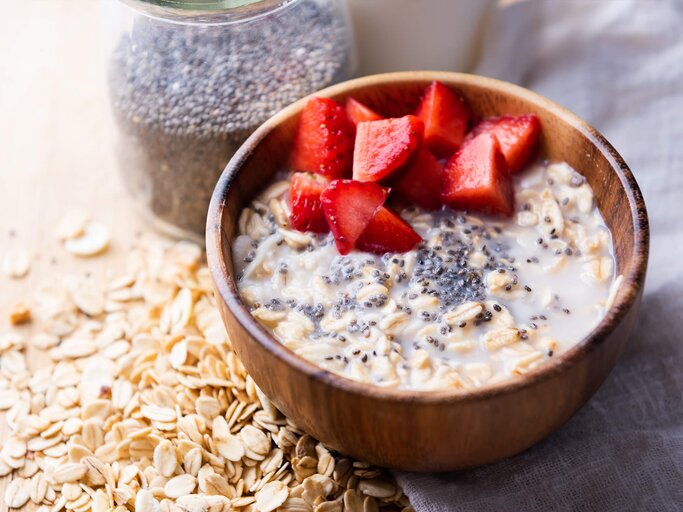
232, 84, 620, 391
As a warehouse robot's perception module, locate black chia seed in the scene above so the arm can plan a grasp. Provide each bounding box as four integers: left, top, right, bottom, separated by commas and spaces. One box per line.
108, 1, 352, 235
411, 240, 490, 310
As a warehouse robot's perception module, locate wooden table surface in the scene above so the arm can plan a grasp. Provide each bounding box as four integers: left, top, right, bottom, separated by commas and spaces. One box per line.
1, 2, 165, 509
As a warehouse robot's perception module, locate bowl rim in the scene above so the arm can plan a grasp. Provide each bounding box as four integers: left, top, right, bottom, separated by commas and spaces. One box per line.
206, 71, 649, 404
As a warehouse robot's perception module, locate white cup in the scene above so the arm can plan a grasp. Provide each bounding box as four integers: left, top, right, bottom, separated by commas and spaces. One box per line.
346, 0, 495, 75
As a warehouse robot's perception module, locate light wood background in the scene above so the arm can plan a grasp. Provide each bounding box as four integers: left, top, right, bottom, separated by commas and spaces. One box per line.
0, 2, 164, 509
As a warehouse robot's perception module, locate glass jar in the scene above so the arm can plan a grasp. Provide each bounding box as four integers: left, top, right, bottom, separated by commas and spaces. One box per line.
103, 0, 355, 242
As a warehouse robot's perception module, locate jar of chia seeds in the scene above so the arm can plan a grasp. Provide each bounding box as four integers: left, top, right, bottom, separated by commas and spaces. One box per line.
103, 0, 355, 242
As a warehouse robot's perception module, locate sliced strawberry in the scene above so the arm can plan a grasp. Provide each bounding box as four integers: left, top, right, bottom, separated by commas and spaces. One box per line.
416, 81, 471, 156
466, 114, 541, 173
392, 149, 443, 210
356, 206, 422, 255
346, 97, 384, 126
289, 172, 331, 233
320, 180, 390, 255
352, 116, 424, 183
290, 97, 355, 178
441, 133, 514, 216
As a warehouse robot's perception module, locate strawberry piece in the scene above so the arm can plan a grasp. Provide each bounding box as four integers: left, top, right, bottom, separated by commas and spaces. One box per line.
352, 115, 424, 182
321, 180, 390, 255
441, 133, 514, 216
356, 206, 422, 255
392, 149, 443, 210
467, 114, 541, 173
290, 97, 355, 178
289, 172, 331, 233
346, 97, 384, 126
416, 80, 471, 156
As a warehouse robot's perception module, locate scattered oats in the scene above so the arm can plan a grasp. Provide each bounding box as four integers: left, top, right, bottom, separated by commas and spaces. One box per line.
30, 471, 49, 503
0, 239, 406, 512
280, 497, 311, 512
55, 209, 89, 240
31, 332, 60, 350
81, 456, 108, 487
52, 462, 87, 483
141, 404, 177, 423
161, 288, 193, 334
4, 436, 27, 458
135, 489, 160, 512
62, 481, 83, 501
213, 415, 245, 461
0, 388, 20, 410
202, 472, 231, 496
0, 458, 12, 477
72, 287, 105, 316
3, 247, 31, 278
169, 339, 188, 369
63, 222, 110, 256
357, 479, 396, 499
240, 425, 270, 460
255, 480, 289, 512
183, 447, 202, 477
5, 477, 31, 508
56, 337, 98, 358
154, 439, 178, 478
169, 240, 203, 271
164, 474, 197, 499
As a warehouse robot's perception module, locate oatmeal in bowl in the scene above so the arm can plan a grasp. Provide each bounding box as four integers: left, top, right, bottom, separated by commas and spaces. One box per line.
233, 82, 620, 392
206, 72, 647, 470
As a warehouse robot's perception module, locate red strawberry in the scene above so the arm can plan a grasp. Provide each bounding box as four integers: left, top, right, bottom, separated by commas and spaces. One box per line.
416, 80, 471, 156
392, 149, 443, 210
467, 114, 541, 173
352, 115, 424, 182
290, 97, 355, 178
441, 133, 514, 216
320, 180, 390, 255
289, 172, 331, 233
346, 97, 384, 126
356, 206, 422, 255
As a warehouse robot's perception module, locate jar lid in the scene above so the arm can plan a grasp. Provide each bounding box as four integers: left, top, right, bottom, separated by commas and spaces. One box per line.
121, 0, 300, 24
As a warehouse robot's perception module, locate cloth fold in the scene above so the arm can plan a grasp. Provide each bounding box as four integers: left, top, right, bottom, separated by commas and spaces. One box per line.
395, 1, 683, 510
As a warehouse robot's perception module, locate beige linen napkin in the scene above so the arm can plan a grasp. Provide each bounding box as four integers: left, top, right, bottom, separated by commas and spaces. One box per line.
395, 1, 683, 510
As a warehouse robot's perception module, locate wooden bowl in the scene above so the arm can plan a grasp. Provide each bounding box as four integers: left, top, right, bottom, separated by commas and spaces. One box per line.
206, 72, 649, 471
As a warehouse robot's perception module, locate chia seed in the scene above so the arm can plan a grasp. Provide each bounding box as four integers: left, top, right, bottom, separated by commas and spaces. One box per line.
108, 1, 352, 236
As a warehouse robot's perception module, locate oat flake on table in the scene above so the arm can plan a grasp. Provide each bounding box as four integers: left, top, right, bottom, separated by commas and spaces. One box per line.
0, 235, 409, 512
